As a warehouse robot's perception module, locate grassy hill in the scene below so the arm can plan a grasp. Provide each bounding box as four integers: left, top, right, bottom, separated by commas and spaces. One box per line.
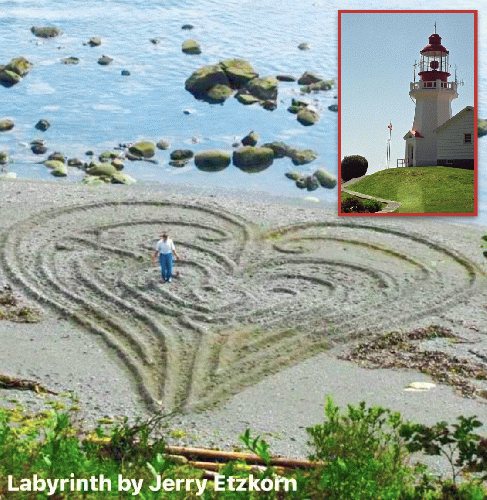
343, 166, 475, 214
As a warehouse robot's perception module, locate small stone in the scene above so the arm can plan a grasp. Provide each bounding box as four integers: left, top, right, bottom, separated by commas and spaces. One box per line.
276, 75, 296, 82
328, 104, 338, 112
181, 24, 194, 30
88, 37, 102, 47
156, 139, 170, 150
97, 55, 113, 66
297, 108, 319, 126
61, 57, 79, 64
31, 26, 62, 38
298, 42, 309, 50
241, 131, 259, 147
35, 119, 51, 131
121, 70, 130, 76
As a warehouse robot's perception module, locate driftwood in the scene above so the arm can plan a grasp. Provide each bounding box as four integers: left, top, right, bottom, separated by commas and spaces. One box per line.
0, 374, 58, 395
164, 445, 319, 469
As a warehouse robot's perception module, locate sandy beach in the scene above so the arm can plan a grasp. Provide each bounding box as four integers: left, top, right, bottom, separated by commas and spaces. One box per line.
1, 178, 487, 475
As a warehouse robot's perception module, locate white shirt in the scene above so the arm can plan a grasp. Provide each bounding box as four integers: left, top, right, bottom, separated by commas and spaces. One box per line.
156, 238, 175, 254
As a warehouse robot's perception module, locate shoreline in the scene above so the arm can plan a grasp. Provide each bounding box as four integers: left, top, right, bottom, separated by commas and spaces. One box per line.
1, 177, 487, 476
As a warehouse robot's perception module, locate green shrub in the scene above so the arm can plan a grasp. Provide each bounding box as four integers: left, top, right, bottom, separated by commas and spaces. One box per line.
341, 155, 368, 182
341, 195, 365, 213
364, 199, 383, 213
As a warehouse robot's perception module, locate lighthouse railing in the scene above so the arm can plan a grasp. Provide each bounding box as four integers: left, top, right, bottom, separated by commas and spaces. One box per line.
410, 81, 458, 91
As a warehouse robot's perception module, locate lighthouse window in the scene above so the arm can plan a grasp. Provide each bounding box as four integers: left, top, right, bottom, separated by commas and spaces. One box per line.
464, 133, 472, 144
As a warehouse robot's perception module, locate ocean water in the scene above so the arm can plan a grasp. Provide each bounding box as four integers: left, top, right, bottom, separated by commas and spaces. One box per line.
0, 0, 486, 226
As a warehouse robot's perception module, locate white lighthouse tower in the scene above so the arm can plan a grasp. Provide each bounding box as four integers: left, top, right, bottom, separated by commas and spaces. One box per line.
403, 29, 458, 167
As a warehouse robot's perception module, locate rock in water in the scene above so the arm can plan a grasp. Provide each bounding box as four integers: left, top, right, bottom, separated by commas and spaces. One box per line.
233, 147, 274, 173
0, 119, 14, 131
314, 169, 337, 189
129, 141, 156, 159
297, 71, 322, 85
241, 131, 259, 146
194, 150, 231, 171
182, 40, 202, 54
35, 119, 51, 131
297, 108, 319, 126
170, 149, 194, 161
98, 55, 113, 66
245, 76, 278, 101
219, 59, 258, 88
31, 26, 62, 38
185, 64, 230, 100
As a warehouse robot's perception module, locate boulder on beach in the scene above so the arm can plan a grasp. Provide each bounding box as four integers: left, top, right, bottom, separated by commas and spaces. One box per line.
314, 168, 337, 189
111, 171, 136, 185
7, 57, 33, 77
31, 140, 47, 155
44, 160, 67, 177
0, 69, 23, 86
170, 149, 194, 161
31, 26, 62, 38
35, 119, 51, 131
0, 119, 14, 132
306, 175, 319, 191
86, 162, 118, 177
262, 141, 290, 158
235, 93, 259, 105
276, 75, 296, 82
245, 76, 278, 101
220, 59, 258, 88
82, 175, 106, 185
185, 64, 230, 101
88, 37, 102, 47
129, 141, 156, 159
97, 55, 113, 66
297, 108, 319, 126
0, 57, 33, 87
241, 131, 259, 147
297, 71, 322, 85
156, 139, 170, 150
288, 148, 317, 165
47, 152, 66, 163
233, 146, 274, 173
206, 84, 233, 103
0, 152, 8, 165
182, 40, 202, 54
194, 150, 231, 172
284, 171, 301, 181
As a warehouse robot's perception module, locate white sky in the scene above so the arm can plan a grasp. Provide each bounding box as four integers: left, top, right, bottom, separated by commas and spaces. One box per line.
340, 11, 475, 174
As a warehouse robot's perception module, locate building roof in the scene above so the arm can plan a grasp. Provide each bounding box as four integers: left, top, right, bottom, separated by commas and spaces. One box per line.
403, 130, 424, 139
435, 106, 474, 133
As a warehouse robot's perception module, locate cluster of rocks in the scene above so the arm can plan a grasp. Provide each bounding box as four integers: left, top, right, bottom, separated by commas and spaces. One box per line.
285, 169, 337, 191
185, 59, 277, 110
288, 99, 319, 126
0, 56, 33, 87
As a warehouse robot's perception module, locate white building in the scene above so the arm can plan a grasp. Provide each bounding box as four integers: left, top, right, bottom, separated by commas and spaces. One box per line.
402, 30, 474, 169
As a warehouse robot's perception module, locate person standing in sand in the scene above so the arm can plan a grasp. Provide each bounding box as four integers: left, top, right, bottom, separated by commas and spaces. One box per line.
152, 233, 180, 282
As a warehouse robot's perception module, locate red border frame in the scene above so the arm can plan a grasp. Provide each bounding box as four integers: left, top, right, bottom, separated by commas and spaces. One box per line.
338, 9, 478, 217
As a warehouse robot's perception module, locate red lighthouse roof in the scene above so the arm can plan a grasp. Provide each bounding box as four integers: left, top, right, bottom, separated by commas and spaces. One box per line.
421, 33, 449, 54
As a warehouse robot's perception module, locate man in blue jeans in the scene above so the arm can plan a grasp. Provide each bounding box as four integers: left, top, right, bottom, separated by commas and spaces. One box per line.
152, 233, 181, 282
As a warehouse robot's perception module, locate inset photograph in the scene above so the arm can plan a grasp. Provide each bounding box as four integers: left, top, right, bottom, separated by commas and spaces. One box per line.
339, 10, 477, 215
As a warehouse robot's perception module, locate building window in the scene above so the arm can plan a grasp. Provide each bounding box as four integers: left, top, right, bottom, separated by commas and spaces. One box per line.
464, 133, 472, 143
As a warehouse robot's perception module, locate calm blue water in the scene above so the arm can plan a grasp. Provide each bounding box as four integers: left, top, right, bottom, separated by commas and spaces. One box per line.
0, 0, 486, 226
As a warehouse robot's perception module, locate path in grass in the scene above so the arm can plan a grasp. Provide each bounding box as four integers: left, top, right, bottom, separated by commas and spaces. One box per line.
341, 176, 402, 213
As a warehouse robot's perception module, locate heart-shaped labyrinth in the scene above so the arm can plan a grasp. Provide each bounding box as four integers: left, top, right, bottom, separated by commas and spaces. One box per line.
1, 200, 484, 411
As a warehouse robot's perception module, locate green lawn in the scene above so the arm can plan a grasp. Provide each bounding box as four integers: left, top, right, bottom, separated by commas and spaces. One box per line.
344, 166, 475, 214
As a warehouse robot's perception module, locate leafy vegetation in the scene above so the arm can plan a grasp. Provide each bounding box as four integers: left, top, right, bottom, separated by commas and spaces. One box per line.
340, 193, 384, 213
1, 395, 487, 499
345, 167, 474, 214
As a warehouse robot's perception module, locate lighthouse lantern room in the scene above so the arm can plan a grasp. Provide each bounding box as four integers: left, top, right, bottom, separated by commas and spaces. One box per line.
403, 28, 458, 167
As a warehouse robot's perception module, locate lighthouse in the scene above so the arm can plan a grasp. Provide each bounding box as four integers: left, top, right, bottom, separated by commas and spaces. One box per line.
403, 29, 458, 167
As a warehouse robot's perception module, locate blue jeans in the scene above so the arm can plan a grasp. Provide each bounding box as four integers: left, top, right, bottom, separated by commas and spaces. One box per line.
159, 253, 173, 281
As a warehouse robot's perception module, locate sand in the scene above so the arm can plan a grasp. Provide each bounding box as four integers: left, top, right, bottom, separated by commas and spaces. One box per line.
1, 178, 487, 474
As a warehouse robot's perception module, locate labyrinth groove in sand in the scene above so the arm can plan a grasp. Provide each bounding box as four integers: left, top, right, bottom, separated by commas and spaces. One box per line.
1, 200, 484, 412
